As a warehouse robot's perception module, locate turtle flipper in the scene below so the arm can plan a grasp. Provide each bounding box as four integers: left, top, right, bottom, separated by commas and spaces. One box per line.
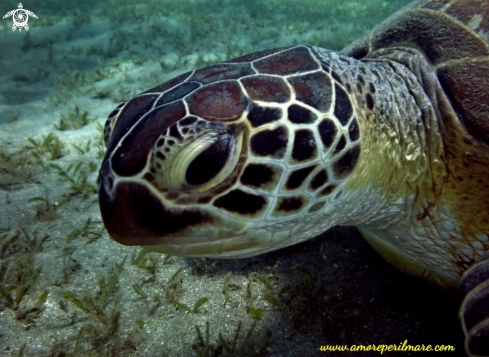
26, 10, 38, 18
459, 255, 489, 357
2, 10, 14, 19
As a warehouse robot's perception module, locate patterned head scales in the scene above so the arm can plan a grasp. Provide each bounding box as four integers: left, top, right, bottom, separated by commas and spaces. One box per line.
98, 45, 362, 258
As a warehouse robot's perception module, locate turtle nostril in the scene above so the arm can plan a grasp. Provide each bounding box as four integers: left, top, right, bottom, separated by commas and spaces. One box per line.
98, 160, 116, 195
104, 176, 114, 192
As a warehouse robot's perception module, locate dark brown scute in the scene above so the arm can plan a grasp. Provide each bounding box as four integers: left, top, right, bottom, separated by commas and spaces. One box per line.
155, 81, 201, 107
225, 46, 293, 63
334, 84, 353, 125
190, 63, 255, 84
169, 124, 182, 140
288, 72, 333, 112
348, 118, 360, 142
318, 119, 338, 148
213, 189, 267, 214
142, 71, 192, 94
287, 105, 318, 124
254, 46, 319, 75
357, 74, 365, 85
331, 71, 342, 84
365, 92, 374, 110
250, 126, 288, 158
368, 82, 375, 93
438, 59, 489, 144
143, 172, 155, 182
247, 105, 282, 128
187, 81, 248, 120
241, 75, 290, 103
319, 184, 336, 197
292, 129, 317, 161
105, 95, 158, 157
107, 108, 120, 118
276, 197, 304, 212
286, 165, 316, 189
333, 135, 347, 154
240, 164, 275, 188
111, 102, 186, 176
332, 144, 361, 179
356, 82, 363, 94
99, 181, 213, 245
179, 116, 198, 126
309, 169, 328, 190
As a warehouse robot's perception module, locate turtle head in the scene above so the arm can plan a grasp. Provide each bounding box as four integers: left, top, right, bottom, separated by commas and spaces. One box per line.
98, 46, 363, 258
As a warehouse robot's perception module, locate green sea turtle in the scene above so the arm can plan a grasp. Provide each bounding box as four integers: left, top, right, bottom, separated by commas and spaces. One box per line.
97, 0, 489, 355
2, 3, 38, 32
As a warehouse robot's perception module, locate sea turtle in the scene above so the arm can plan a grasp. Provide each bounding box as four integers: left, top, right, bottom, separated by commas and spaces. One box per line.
97, 0, 489, 355
2, 3, 38, 32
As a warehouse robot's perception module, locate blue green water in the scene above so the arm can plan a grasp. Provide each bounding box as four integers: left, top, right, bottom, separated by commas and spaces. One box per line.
0, 0, 463, 356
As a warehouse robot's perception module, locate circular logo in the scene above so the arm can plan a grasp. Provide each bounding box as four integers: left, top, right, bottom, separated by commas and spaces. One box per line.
12, 9, 29, 28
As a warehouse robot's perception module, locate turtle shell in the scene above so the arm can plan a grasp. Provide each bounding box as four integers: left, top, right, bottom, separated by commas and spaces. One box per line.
343, 0, 489, 145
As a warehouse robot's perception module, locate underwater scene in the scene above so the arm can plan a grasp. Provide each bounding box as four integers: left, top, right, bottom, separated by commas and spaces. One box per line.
0, 0, 468, 355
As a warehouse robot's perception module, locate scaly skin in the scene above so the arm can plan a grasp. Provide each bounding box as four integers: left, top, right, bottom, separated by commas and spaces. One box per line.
344, 47, 489, 294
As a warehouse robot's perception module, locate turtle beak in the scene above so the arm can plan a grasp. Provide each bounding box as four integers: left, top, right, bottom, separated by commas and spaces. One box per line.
97, 160, 218, 246
97, 159, 158, 245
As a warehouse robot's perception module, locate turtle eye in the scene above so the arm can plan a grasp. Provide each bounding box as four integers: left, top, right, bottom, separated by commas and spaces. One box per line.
186, 138, 230, 185
152, 125, 244, 193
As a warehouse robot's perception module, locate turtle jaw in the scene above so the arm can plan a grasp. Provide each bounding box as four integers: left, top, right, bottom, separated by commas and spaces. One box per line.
141, 224, 327, 259
141, 234, 272, 259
